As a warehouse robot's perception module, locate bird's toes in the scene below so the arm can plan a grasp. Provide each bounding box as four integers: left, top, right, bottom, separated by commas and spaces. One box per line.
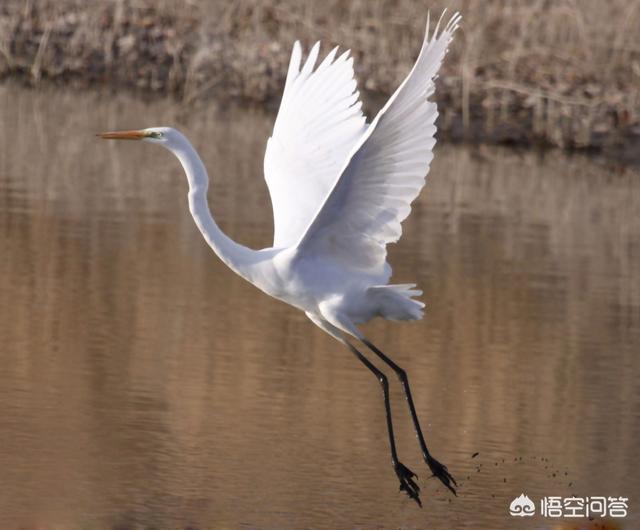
394, 461, 422, 506
426, 455, 457, 496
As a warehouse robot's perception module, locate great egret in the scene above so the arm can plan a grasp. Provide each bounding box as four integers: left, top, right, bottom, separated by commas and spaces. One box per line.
100, 12, 461, 506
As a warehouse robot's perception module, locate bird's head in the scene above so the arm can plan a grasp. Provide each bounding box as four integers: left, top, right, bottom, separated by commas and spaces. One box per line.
98, 127, 183, 147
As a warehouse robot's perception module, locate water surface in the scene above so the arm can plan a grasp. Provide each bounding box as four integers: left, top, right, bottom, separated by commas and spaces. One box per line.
1, 85, 639, 529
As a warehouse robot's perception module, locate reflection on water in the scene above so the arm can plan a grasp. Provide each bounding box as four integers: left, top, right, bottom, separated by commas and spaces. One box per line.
0, 84, 639, 529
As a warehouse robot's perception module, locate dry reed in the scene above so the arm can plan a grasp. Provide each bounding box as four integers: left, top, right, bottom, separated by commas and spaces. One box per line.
1, 0, 639, 156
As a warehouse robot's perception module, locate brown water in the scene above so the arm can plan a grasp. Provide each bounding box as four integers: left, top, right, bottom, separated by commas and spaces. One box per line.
1, 84, 639, 530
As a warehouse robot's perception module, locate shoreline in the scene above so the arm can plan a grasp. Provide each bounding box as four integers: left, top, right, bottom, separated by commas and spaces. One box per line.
2, 0, 640, 164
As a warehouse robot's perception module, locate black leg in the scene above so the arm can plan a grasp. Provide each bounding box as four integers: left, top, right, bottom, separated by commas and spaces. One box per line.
362, 339, 457, 496
345, 342, 422, 506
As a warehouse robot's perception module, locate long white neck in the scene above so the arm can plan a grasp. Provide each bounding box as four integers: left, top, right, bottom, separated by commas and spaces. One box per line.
167, 136, 260, 282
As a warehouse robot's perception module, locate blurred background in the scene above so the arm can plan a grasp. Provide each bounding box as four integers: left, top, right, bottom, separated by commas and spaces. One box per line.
0, 1, 639, 530
2, 0, 640, 155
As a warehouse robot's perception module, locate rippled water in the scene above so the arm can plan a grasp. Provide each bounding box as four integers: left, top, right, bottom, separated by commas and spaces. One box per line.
1, 84, 639, 529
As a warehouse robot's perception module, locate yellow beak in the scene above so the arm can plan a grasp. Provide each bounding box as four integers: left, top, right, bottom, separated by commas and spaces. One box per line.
98, 130, 146, 140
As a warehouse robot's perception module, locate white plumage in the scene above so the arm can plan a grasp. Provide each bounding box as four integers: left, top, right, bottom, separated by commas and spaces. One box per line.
100, 11, 461, 505
296, 14, 458, 278
264, 41, 366, 248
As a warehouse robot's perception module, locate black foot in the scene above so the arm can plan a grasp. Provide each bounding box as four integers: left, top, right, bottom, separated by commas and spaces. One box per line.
426, 455, 457, 496
394, 461, 422, 506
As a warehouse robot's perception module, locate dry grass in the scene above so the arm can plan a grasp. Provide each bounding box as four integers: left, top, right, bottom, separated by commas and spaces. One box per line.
1, 0, 640, 154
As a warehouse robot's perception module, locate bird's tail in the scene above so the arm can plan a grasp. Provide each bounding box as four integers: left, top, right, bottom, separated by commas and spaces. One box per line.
368, 284, 425, 321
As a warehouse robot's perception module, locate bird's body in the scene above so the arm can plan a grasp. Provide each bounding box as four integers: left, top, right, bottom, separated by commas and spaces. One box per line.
101, 11, 461, 506
175, 125, 423, 336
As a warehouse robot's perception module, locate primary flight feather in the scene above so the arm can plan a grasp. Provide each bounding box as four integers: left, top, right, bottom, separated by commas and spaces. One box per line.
100, 11, 461, 506
265, 42, 367, 248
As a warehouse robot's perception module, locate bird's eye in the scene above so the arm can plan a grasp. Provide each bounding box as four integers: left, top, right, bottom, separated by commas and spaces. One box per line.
148, 131, 163, 139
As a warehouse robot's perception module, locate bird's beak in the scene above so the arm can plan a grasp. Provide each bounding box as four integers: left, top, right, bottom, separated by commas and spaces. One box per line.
98, 130, 146, 140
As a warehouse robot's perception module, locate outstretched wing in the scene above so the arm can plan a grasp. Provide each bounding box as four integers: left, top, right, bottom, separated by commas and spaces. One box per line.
295, 13, 461, 279
264, 41, 367, 248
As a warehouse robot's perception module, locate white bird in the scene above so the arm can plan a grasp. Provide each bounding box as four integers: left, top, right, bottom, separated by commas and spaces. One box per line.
100, 12, 461, 506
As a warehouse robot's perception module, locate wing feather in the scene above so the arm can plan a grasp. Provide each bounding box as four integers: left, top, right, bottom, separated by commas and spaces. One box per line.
295, 12, 461, 279
264, 42, 367, 248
